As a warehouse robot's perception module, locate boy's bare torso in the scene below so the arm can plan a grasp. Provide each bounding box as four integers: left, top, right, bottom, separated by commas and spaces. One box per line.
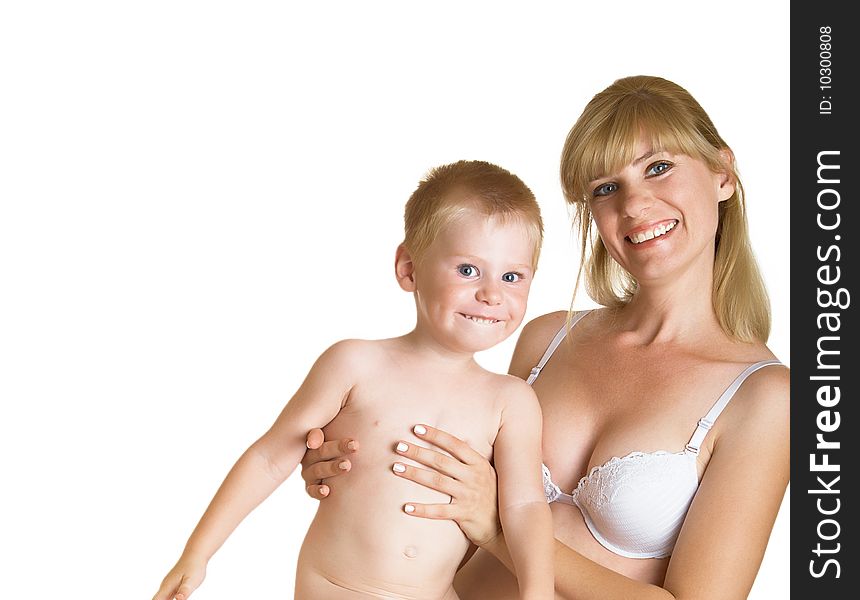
295, 339, 509, 599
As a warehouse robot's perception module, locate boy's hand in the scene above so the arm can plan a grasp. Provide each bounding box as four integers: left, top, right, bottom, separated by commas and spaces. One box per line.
152, 556, 206, 600
393, 424, 502, 547
300, 428, 359, 499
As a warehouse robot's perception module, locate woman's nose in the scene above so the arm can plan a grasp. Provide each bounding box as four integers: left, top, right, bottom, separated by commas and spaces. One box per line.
619, 185, 654, 218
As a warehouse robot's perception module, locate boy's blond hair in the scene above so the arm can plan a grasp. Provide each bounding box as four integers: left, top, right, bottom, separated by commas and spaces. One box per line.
403, 160, 543, 269
560, 75, 771, 343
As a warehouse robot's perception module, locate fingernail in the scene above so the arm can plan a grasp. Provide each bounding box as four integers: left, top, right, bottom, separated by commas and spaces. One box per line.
347, 440, 357, 451
320, 485, 329, 496
338, 460, 350, 470
413, 425, 427, 435
396, 442, 408, 452
404, 504, 415, 513
393, 462, 406, 473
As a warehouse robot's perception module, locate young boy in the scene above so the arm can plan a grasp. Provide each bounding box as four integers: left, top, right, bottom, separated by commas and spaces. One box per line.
154, 160, 554, 600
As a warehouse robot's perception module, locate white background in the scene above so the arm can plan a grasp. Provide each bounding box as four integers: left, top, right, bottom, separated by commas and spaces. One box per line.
0, 2, 789, 598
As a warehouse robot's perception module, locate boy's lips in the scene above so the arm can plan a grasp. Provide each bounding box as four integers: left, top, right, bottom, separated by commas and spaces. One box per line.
458, 313, 503, 325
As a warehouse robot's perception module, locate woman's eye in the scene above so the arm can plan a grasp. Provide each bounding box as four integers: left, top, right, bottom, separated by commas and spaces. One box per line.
457, 264, 479, 278
593, 182, 617, 197
647, 161, 672, 176
502, 272, 521, 283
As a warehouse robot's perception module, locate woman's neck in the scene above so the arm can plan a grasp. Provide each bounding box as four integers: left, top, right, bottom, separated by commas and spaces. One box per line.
607, 244, 730, 346
614, 273, 725, 347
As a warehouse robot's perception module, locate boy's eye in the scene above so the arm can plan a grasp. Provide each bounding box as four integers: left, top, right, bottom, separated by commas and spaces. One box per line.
646, 160, 672, 176
457, 264, 479, 278
502, 272, 521, 283
593, 182, 617, 197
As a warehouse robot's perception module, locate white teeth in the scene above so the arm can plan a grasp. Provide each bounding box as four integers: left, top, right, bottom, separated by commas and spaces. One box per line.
464, 315, 499, 325
629, 220, 677, 244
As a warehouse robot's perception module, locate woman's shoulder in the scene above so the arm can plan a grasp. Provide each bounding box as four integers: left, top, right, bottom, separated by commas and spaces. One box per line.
525, 306, 607, 332
520, 310, 569, 339
715, 349, 790, 443
732, 355, 790, 412
510, 308, 603, 378
519, 307, 606, 345
720, 341, 789, 402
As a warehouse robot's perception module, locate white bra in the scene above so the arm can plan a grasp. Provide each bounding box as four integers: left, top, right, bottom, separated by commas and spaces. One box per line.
532, 311, 783, 559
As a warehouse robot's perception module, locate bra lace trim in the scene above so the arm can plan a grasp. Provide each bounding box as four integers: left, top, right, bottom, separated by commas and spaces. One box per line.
543, 449, 695, 507
571, 450, 694, 510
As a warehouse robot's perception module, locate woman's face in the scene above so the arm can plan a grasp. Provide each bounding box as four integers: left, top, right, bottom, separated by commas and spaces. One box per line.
585, 138, 734, 286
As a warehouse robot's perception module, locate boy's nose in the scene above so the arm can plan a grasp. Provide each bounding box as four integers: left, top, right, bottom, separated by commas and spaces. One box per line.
476, 282, 502, 306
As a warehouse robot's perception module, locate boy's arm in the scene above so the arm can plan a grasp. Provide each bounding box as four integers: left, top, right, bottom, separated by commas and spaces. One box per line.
154, 340, 360, 600
493, 377, 554, 600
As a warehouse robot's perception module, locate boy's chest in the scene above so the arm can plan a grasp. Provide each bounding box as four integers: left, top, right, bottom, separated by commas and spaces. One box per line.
324, 378, 502, 463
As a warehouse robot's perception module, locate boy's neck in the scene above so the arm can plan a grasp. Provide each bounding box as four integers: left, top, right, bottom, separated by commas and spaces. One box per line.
398, 329, 480, 370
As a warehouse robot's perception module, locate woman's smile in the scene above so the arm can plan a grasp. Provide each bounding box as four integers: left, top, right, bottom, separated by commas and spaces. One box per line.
625, 219, 679, 245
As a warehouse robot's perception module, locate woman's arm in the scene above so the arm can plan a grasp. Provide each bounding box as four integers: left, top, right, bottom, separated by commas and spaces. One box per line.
153, 341, 358, 600
480, 533, 677, 599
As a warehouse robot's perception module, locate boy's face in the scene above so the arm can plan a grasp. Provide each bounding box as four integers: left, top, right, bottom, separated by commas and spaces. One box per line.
410, 209, 535, 354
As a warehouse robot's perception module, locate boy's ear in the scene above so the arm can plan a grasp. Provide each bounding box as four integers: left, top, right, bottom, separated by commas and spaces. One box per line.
395, 244, 417, 292
717, 148, 736, 202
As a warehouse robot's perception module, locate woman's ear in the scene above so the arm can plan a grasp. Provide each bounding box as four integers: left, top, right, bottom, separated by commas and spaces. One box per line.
717, 148, 736, 202
395, 244, 417, 292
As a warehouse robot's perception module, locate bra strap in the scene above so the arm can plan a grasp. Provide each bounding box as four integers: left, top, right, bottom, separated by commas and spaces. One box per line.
527, 311, 591, 385
685, 359, 783, 454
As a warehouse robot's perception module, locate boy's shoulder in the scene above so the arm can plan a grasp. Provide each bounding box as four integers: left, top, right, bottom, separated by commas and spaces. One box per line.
325, 337, 379, 353
323, 337, 390, 358
315, 338, 391, 373
480, 370, 538, 407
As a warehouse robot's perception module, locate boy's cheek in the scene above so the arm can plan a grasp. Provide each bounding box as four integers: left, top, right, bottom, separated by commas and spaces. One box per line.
518, 285, 534, 306
509, 291, 531, 321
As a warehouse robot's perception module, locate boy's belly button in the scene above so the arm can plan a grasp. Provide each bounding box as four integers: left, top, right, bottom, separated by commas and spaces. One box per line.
403, 545, 418, 559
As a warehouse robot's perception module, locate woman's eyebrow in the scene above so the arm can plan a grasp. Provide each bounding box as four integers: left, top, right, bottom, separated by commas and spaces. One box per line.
590, 149, 665, 182
632, 149, 660, 165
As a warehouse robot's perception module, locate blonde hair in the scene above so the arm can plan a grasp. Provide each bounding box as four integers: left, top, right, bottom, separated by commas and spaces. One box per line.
404, 160, 543, 269
560, 75, 770, 342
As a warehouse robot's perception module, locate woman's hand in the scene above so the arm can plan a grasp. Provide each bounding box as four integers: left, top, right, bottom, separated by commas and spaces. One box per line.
300, 428, 359, 499
393, 424, 501, 547
152, 556, 206, 600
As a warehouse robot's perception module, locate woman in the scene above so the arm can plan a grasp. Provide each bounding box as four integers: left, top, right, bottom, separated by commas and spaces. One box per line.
301, 75, 789, 599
